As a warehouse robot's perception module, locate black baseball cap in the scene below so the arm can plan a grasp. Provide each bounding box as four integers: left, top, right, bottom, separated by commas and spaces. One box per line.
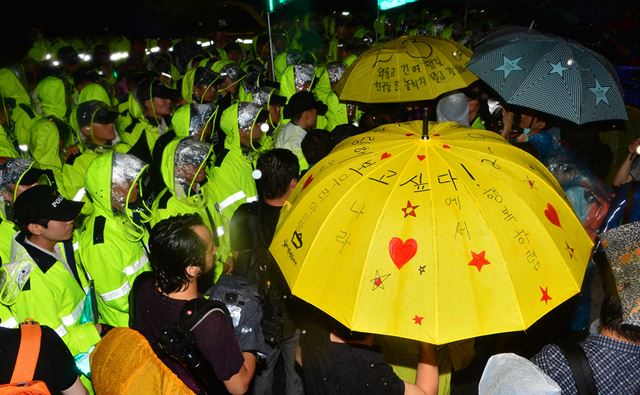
13, 185, 84, 226
136, 78, 179, 103
283, 91, 328, 119
76, 100, 118, 129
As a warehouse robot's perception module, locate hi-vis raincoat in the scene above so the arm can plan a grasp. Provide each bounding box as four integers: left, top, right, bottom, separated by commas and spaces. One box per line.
203, 103, 258, 271
0, 232, 100, 356
0, 66, 36, 147
29, 76, 74, 197
80, 152, 151, 327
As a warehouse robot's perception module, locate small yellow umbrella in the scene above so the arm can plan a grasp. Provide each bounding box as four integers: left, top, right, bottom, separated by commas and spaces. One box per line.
334, 36, 478, 103
270, 121, 593, 345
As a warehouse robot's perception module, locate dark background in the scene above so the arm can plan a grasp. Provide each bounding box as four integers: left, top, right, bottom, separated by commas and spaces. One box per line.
3, 0, 638, 65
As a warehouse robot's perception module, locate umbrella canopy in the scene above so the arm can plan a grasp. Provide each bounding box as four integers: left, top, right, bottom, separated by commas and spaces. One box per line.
466, 29, 627, 125
270, 121, 593, 345
334, 36, 478, 103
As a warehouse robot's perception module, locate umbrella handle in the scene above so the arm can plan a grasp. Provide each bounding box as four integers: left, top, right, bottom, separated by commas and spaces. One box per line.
422, 112, 429, 140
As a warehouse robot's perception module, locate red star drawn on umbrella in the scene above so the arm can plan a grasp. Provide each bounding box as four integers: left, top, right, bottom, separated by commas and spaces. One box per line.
540, 286, 552, 304
370, 270, 391, 290
402, 200, 419, 218
468, 250, 490, 272
413, 315, 424, 325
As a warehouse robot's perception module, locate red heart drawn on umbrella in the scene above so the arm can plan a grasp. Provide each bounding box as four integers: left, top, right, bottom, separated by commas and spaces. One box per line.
389, 237, 418, 269
302, 175, 314, 190
417, 155, 426, 161
405, 133, 413, 137
442, 144, 450, 149
381, 152, 392, 160
544, 203, 561, 227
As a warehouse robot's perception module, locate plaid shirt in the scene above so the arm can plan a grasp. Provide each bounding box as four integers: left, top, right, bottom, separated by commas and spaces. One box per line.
531, 334, 640, 395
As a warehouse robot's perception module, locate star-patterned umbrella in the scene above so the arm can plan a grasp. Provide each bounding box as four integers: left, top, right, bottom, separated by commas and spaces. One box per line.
269, 121, 593, 345
466, 30, 627, 125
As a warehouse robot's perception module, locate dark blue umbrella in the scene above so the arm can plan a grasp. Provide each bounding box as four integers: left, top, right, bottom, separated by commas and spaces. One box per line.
467, 29, 627, 125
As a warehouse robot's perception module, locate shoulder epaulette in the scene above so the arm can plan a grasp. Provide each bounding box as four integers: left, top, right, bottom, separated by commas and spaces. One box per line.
93, 216, 106, 245
18, 103, 36, 119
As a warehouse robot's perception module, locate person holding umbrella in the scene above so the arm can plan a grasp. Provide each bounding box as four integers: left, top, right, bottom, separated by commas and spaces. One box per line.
298, 307, 439, 395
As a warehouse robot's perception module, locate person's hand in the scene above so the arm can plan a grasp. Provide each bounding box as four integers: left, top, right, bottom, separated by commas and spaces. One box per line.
628, 138, 640, 156
501, 109, 514, 129
500, 108, 515, 140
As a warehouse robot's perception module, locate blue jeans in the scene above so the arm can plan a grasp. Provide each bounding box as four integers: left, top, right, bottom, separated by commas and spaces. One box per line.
252, 329, 304, 395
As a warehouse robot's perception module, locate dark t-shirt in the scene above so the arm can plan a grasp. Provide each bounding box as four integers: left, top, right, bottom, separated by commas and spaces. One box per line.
130, 276, 244, 393
299, 316, 405, 395
0, 325, 78, 393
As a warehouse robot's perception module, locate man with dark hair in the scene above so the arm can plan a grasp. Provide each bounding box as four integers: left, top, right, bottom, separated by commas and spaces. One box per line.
531, 218, 640, 394
229, 148, 302, 395
301, 128, 334, 170
532, 297, 640, 394
130, 214, 256, 394
120, 78, 177, 164
274, 90, 327, 171
0, 185, 102, 362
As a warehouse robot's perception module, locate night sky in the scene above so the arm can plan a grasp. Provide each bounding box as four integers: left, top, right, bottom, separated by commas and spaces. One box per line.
2, 0, 636, 65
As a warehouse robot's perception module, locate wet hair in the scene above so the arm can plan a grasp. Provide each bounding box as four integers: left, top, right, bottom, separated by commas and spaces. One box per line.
149, 214, 207, 294
301, 129, 334, 166
600, 296, 640, 343
255, 149, 300, 200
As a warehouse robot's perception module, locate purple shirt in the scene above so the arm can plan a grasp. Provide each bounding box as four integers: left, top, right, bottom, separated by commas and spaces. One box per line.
131, 277, 244, 392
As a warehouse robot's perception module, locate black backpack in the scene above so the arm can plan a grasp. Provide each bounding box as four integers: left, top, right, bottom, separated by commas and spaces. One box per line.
154, 298, 232, 395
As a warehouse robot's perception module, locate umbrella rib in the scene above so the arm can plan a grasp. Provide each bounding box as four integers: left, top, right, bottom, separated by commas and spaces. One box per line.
429, 141, 528, 331
352, 139, 420, 331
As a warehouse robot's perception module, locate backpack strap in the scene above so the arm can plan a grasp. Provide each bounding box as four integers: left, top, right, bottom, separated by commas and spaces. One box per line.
177, 298, 231, 333
10, 320, 42, 384
557, 343, 597, 395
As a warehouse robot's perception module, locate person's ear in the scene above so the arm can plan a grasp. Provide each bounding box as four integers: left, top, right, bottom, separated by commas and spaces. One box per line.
186, 265, 202, 278
80, 125, 91, 137
534, 118, 547, 132
289, 177, 298, 190
27, 223, 45, 236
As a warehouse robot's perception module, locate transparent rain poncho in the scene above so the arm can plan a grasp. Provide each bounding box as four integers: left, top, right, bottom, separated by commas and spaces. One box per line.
219, 63, 245, 84
0, 158, 33, 197
238, 102, 264, 132
0, 158, 51, 219
479, 353, 560, 395
326, 62, 346, 86
286, 50, 302, 66
252, 86, 275, 107
111, 152, 151, 241
189, 103, 217, 141
173, 139, 212, 201
294, 64, 316, 92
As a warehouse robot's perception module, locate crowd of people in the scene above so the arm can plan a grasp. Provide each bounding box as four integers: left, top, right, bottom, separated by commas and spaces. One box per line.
0, 3, 639, 395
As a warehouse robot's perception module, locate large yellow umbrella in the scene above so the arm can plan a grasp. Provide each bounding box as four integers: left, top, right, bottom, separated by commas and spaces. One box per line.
270, 121, 593, 345
334, 36, 478, 103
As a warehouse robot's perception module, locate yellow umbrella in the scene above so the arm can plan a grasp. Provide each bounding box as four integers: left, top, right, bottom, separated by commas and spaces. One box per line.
334, 36, 478, 103
270, 121, 593, 345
